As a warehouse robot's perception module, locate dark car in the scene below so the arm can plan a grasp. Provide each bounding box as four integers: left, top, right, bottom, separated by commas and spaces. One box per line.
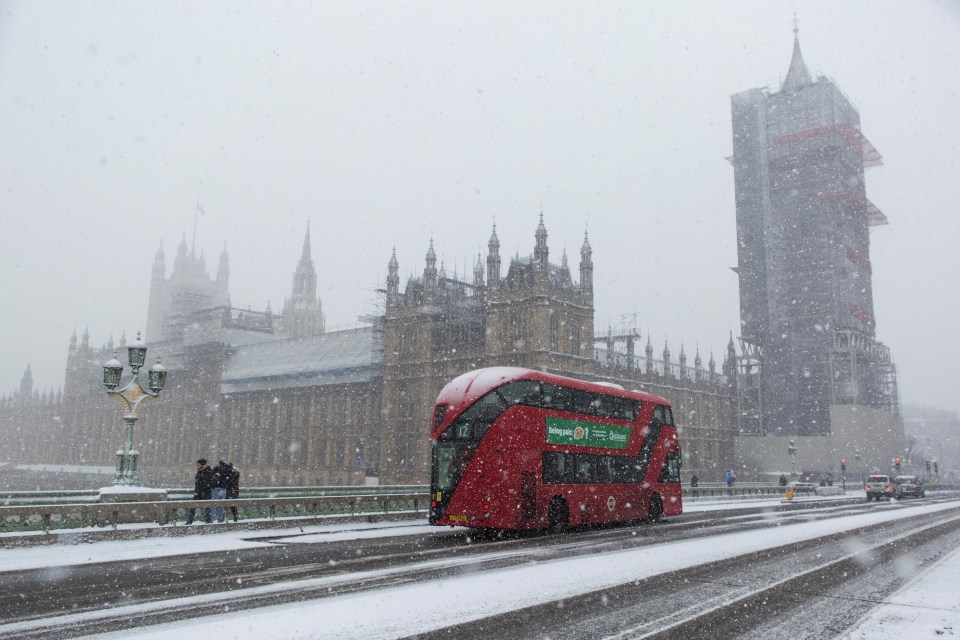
894, 475, 925, 499
864, 474, 894, 501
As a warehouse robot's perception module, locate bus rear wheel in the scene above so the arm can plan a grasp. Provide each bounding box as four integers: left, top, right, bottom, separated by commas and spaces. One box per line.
548, 497, 569, 533
649, 494, 664, 523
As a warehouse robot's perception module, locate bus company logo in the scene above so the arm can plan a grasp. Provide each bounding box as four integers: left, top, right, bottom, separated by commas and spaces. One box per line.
606, 496, 616, 511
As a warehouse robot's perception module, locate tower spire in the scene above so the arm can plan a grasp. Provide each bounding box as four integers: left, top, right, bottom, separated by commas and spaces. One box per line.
782, 15, 812, 92
301, 222, 312, 261
282, 223, 324, 337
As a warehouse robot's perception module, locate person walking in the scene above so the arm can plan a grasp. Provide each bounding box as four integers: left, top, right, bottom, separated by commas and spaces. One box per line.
186, 458, 215, 524
226, 462, 241, 522
211, 460, 232, 523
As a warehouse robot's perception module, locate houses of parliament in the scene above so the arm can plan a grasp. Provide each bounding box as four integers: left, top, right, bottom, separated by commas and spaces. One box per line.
0, 217, 738, 487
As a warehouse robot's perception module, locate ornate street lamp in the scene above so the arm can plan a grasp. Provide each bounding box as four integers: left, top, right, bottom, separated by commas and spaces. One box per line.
102, 331, 167, 485
788, 439, 798, 482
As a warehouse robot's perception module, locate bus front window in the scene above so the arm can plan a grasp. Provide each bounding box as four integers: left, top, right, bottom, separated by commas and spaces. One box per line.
440, 390, 508, 443
432, 443, 460, 492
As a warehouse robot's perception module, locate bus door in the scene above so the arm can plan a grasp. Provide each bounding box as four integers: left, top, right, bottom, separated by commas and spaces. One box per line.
520, 470, 537, 520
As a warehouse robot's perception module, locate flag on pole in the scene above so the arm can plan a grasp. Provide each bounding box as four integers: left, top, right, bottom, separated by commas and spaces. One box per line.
196, 199, 207, 216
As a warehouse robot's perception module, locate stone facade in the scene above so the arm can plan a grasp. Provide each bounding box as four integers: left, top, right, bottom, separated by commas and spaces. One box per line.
1, 219, 738, 488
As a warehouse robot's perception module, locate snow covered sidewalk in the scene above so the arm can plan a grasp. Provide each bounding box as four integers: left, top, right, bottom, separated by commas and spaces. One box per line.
842, 545, 960, 639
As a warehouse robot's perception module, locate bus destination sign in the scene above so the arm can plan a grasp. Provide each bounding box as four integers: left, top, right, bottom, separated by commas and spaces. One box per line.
546, 417, 631, 449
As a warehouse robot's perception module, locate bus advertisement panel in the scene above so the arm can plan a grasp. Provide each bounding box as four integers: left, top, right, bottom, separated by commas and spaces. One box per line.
429, 367, 682, 532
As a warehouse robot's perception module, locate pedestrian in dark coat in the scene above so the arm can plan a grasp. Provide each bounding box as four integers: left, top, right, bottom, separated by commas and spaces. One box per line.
211, 460, 233, 523
186, 458, 214, 524
226, 462, 241, 522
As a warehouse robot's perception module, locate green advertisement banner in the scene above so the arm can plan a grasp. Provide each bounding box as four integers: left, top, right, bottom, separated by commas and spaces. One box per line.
545, 417, 631, 449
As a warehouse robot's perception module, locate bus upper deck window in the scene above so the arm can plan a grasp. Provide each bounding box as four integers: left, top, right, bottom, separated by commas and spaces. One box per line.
542, 384, 573, 412
653, 405, 675, 426
497, 380, 542, 407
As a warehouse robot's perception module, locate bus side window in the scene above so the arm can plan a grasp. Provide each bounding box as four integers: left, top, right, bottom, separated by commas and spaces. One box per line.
575, 456, 592, 483
542, 384, 573, 412
611, 456, 631, 483
497, 380, 542, 407
543, 451, 573, 484
572, 389, 598, 415
596, 456, 615, 484
653, 405, 675, 426
610, 397, 640, 421
659, 452, 682, 484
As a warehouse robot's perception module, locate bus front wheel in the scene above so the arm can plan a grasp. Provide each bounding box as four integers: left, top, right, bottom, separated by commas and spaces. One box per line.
548, 497, 569, 533
648, 494, 664, 523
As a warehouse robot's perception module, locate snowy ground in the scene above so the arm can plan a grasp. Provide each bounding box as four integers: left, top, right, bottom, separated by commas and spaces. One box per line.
841, 544, 960, 639
2, 492, 958, 639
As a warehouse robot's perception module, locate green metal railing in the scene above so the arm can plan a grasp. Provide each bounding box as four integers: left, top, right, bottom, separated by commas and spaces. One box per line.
0, 491, 428, 534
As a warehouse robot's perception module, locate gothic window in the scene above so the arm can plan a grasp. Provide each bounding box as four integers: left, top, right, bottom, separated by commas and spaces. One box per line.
396, 385, 416, 472
570, 324, 581, 355
262, 401, 277, 464
402, 331, 416, 356
550, 316, 559, 351
395, 432, 412, 472
316, 437, 327, 467
510, 312, 526, 349
355, 439, 365, 468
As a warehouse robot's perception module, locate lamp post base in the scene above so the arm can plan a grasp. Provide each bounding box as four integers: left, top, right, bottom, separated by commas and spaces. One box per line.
113, 449, 140, 486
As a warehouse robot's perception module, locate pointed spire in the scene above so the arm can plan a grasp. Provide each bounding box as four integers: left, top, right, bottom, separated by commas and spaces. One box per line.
151, 241, 166, 281
536, 212, 547, 240
173, 232, 189, 275
579, 229, 593, 299
782, 15, 812, 92
474, 252, 484, 287
301, 222, 312, 261
19, 364, 33, 397
534, 213, 549, 273
487, 223, 501, 290
424, 239, 438, 302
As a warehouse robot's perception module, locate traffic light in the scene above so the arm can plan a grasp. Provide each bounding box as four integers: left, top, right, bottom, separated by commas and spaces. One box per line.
840, 459, 846, 472
934, 462, 939, 475
926, 460, 931, 474
894, 458, 901, 474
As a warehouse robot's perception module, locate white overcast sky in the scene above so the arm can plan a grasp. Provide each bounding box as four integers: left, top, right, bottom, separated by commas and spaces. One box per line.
1, 1, 958, 413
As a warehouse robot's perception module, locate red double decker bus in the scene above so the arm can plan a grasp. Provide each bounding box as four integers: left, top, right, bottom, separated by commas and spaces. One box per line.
429, 367, 682, 532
